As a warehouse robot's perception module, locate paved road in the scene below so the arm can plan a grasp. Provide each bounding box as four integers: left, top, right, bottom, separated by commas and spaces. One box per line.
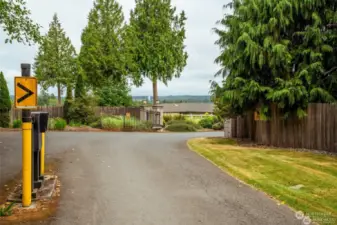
0, 132, 301, 225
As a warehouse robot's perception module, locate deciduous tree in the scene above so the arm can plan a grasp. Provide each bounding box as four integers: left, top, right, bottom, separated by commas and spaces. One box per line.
127, 0, 188, 105
0, 0, 41, 44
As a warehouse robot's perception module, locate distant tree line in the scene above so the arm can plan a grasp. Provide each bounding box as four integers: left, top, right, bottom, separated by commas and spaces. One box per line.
32, 0, 188, 124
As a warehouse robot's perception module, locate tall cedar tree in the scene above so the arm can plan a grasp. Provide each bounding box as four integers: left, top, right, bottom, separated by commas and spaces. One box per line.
0, 72, 11, 127
96, 78, 132, 106
213, 0, 337, 118
127, 0, 188, 105
79, 0, 133, 89
75, 72, 85, 99
0, 0, 41, 44
34, 13, 77, 105
63, 84, 73, 123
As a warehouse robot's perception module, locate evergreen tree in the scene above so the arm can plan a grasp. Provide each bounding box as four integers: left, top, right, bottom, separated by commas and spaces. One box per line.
1, 0, 41, 44
34, 13, 77, 105
38, 89, 50, 106
214, 0, 337, 118
127, 0, 188, 105
63, 84, 73, 123
79, 0, 130, 89
96, 78, 132, 106
0, 72, 11, 127
75, 72, 85, 99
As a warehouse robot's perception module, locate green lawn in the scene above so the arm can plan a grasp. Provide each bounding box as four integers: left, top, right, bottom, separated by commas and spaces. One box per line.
188, 138, 337, 225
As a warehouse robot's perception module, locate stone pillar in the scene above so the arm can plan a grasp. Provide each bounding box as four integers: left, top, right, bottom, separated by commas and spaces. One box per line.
152, 105, 164, 126
224, 118, 232, 138
140, 106, 146, 121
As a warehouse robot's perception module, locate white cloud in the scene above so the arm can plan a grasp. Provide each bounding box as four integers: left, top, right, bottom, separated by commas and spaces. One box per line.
0, 0, 230, 96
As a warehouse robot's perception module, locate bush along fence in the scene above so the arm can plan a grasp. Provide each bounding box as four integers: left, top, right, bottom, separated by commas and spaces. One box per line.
9, 106, 164, 130
230, 103, 337, 153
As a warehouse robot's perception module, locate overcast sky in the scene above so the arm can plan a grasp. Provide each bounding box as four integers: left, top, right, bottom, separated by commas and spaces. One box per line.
0, 0, 229, 96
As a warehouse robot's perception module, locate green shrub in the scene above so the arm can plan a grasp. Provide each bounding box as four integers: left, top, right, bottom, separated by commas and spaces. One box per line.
163, 114, 173, 124
135, 121, 153, 131
12, 119, 22, 128
0, 112, 10, 128
166, 123, 197, 132
48, 118, 56, 130
212, 122, 224, 130
54, 118, 67, 130
166, 120, 201, 129
69, 120, 82, 127
172, 114, 186, 120
101, 117, 123, 130
48, 118, 67, 130
199, 116, 216, 129
68, 97, 96, 125
89, 118, 102, 128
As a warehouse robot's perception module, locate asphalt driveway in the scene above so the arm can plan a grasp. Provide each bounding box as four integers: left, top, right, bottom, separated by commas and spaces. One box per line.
0, 132, 301, 225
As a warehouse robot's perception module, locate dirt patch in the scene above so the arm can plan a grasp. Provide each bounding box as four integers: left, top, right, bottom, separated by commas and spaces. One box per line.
0, 178, 60, 224
0, 159, 62, 224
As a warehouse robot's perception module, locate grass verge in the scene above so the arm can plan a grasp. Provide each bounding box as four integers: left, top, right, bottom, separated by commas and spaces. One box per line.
187, 137, 337, 225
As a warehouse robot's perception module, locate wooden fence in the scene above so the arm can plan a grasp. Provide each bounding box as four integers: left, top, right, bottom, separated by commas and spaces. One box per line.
10, 106, 143, 122
231, 104, 337, 153
10, 106, 64, 122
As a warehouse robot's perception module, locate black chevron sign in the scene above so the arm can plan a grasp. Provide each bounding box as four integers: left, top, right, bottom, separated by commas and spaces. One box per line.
17, 83, 34, 103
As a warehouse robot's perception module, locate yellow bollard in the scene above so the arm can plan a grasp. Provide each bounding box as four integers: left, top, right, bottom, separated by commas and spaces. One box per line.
40, 132, 45, 176
22, 122, 32, 207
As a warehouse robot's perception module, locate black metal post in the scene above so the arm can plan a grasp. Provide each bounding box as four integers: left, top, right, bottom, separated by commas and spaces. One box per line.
32, 112, 42, 189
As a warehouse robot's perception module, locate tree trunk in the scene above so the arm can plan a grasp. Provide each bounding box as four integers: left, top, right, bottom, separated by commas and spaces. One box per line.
152, 79, 158, 106
57, 83, 61, 105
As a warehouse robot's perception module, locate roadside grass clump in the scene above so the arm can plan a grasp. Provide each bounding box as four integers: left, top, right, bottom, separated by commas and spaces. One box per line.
0, 203, 15, 217
185, 117, 201, 125
89, 119, 102, 129
101, 116, 123, 130
48, 118, 67, 130
166, 119, 201, 130
212, 122, 224, 130
69, 120, 82, 127
48, 118, 56, 130
54, 118, 67, 130
163, 114, 174, 124
12, 119, 22, 128
166, 123, 197, 132
101, 116, 153, 131
172, 114, 186, 121
135, 121, 153, 131
188, 137, 337, 224
198, 114, 216, 129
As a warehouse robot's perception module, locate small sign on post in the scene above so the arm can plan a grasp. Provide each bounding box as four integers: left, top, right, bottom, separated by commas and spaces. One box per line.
14, 77, 37, 109
126, 112, 131, 119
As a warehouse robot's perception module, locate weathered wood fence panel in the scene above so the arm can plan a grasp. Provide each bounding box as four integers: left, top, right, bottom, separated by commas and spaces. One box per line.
95, 107, 141, 119
10, 106, 144, 122
231, 103, 337, 153
10, 106, 65, 122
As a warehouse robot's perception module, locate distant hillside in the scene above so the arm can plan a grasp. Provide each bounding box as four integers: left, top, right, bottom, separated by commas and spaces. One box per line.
11, 95, 212, 103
